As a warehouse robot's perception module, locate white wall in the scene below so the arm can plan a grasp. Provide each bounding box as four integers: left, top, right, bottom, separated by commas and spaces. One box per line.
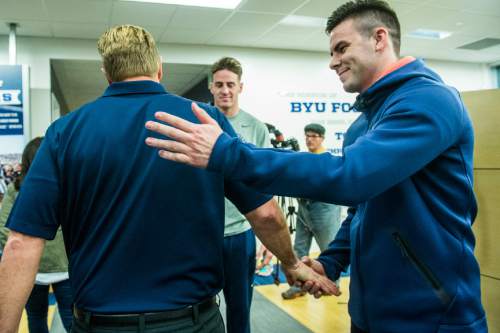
0, 35, 495, 144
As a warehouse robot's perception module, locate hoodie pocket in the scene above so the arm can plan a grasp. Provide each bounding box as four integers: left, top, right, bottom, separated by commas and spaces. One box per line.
392, 232, 452, 305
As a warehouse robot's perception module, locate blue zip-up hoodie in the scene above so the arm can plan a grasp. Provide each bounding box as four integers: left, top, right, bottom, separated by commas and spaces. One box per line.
207, 59, 487, 332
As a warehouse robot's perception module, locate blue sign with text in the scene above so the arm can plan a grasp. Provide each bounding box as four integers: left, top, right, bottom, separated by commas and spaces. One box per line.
0, 65, 24, 136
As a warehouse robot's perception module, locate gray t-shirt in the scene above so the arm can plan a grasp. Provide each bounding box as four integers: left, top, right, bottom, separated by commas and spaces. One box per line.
224, 109, 270, 236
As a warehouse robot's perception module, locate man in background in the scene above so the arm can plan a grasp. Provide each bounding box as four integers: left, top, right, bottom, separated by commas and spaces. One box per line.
281, 124, 342, 300
210, 56, 271, 333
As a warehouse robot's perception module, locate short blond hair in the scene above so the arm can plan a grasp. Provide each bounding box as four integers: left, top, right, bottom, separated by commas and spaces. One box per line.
97, 25, 160, 82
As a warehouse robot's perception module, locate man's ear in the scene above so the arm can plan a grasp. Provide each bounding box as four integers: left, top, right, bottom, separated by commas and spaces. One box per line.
373, 27, 389, 52
157, 62, 163, 82
239, 81, 244, 93
101, 67, 112, 84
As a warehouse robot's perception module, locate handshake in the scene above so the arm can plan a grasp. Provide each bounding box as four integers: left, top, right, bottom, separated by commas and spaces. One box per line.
281, 256, 341, 298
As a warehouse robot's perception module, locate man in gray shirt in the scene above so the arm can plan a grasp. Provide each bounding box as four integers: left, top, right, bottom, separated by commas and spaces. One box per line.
210, 57, 270, 333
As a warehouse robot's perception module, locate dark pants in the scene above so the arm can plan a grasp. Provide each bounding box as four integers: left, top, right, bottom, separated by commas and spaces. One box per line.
351, 321, 369, 333
25, 279, 73, 333
70, 304, 224, 333
222, 229, 256, 333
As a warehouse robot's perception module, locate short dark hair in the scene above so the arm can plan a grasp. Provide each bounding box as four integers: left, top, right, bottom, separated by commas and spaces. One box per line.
14, 137, 43, 191
211, 57, 243, 80
326, 0, 401, 55
304, 123, 325, 136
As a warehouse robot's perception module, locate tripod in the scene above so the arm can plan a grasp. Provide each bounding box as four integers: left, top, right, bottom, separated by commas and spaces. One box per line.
273, 196, 298, 285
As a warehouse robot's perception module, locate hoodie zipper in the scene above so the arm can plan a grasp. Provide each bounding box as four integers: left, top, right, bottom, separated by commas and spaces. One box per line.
392, 232, 451, 305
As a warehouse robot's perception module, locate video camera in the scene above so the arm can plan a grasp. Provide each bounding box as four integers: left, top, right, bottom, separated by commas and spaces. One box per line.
265, 123, 300, 151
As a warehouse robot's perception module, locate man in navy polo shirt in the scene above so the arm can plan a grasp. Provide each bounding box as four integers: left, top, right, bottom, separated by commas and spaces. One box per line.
0, 25, 337, 333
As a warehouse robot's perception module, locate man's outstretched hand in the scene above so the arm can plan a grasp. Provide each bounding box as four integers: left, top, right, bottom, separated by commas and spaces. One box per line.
296, 256, 341, 298
282, 259, 341, 298
145, 102, 222, 168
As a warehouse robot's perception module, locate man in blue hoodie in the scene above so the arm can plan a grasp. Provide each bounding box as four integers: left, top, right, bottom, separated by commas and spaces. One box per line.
144, 0, 487, 332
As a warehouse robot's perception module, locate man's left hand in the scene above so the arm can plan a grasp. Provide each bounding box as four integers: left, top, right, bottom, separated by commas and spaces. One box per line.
145, 102, 222, 168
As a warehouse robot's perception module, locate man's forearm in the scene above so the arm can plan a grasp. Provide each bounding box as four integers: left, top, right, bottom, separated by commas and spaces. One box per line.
0, 231, 44, 333
245, 199, 298, 267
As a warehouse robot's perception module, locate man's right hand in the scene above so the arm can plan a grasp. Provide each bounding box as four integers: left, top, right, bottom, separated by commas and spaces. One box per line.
282, 259, 340, 297
298, 256, 341, 298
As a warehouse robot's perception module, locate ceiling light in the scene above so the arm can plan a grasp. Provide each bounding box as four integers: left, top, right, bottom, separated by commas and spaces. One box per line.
120, 0, 242, 9
280, 15, 326, 28
407, 29, 452, 40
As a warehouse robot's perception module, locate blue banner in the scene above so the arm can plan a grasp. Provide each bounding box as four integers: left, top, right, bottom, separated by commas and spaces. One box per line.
0, 65, 24, 136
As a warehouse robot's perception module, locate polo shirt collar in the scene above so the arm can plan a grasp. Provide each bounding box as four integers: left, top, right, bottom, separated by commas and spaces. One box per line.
102, 80, 167, 97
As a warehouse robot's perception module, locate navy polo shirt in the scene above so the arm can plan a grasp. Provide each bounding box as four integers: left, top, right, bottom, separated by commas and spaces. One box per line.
6, 80, 271, 313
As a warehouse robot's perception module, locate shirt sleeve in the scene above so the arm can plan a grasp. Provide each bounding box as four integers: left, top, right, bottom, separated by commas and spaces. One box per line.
6, 124, 62, 240
206, 86, 463, 206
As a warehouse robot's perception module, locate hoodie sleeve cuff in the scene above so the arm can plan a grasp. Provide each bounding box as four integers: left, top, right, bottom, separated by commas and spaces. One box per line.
316, 256, 341, 282
207, 132, 237, 174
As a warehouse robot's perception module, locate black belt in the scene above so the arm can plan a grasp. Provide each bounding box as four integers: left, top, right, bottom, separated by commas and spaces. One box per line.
73, 297, 217, 326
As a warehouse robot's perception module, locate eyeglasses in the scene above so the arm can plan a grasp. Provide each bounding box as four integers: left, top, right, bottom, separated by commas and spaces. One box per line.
305, 134, 322, 138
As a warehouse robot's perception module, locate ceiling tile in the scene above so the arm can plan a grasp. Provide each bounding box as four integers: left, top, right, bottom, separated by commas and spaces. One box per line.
167, 7, 232, 30
399, 5, 469, 32
160, 28, 215, 44
0, 0, 498, 64
0, 0, 49, 21
400, 34, 500, 62
253, 26, 329, 53
218, 12, 284, 34
238, 0, 306, 14
293, 0, 421, 21
293, 0, 346, 18
400, 5, 500, 39
45, 0, 113, 24
402, 34, 465, 54
111, 1, 176, 27
207, 31, 260, 46
52, 22, 108, 39
428, 0, 500, 17
386, 0, 425, 15
265, 24, 322, 38
137, 25, 166, 40
456, 15, 500, 38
